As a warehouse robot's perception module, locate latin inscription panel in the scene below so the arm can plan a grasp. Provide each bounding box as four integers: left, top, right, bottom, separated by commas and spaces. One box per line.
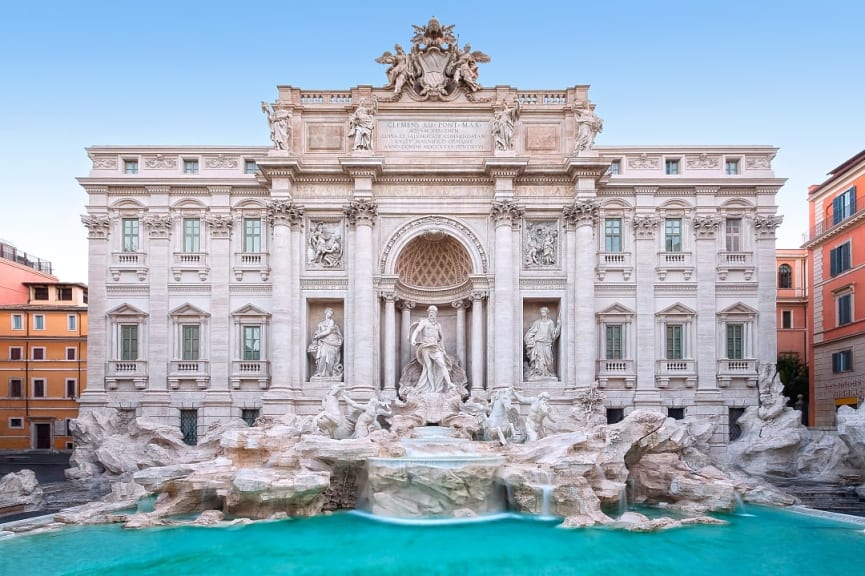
378, 120, 489, 152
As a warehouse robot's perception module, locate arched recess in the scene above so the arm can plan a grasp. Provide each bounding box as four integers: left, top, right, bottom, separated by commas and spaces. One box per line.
380, 216, 488, 276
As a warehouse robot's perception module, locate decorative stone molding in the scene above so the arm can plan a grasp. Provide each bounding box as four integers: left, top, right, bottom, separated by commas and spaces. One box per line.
205, 155, 238, 169
81, 214, 111, 239
628, 154, 659, 170
692, 215, 721, 239
205, 214, 233, 238
142, 214, 173, 238
746, 156, 771, 170
144, 155, 177, 169
299, 278, 349, 291
686, 154, 719, 169
266, 199, 304, 228
490, 200, 524, 227
343, 199, 378, 226
562, 199, 599, 228
91, 156, 117, 169
753, 214, 783, 238
632, 215, 661, 239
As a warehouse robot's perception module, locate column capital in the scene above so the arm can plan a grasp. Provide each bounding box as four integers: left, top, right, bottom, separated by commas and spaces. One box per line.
380, 291, 397, 303
632, 215, 661, 239
451, 299, 468, 310
490, 200, 524, 227
344, 199, 378, 227
754, 214, 783, 239
266, 199, 304, 228
205, 213, 233, 239
562, 199, 599, 228
471, 290, 488, 302
397, 299, 416, 311
692, 215, 721, 239
142, 213, 173, 239
81, 214, 111, 239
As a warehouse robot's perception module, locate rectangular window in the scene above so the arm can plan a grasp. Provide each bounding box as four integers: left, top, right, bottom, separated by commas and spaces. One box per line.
244, 218, 262, 252
244, 160, 257, 174
183, 159, 199, 175
66, 347, 77, 361
33, 314, 45, 330
726, 323, 745, 359
243, 326, 261, 360
608, 159, 621, 175
832, 350, 853, 373
123, 159, 139, 174
182, 324, 200, 361
183, 218, 201, 252
832, 187, 857, 225
120, 324, 139, 361
33, 285, 49, 300
66, 379, 77, 399
665, 159, 680, 175
68, 314, 77, 331
58, 287, 73, 301
12, 314, 23, 330
665, 324, 683, 359
668, 407, 685, 420
782, 310, 792, 329
837, 293, 853, 326
122, 218, 140, 252
9, 418, 23, 429
9, 347, 22, 360
180, 409, 198, 446
9, 379, 22, 398
33, 379, 46, 398
604, 218, 622, 252
725, 159, 740, 175
66, 419, 73, 436
664, 218, 682, 252
605, 324, 623, 360
32, 347, 45, 360
241, 408, 260, 427
725, 218, 742, 252
829, 242, 851, 276
606, 408, 625, 424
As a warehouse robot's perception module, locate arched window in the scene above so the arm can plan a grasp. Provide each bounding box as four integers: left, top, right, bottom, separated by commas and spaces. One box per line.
778, 264, 792, 289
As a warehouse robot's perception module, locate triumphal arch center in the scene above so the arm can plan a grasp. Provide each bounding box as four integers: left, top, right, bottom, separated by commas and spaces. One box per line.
80, 19, 784, 448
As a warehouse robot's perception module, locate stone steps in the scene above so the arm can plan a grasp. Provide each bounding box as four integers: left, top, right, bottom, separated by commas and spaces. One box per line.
773, 482, 865, 517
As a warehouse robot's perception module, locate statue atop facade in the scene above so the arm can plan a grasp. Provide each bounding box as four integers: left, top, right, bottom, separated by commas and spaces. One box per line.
491, 98, 520, 151
348, 97, 377, 151
524, 307, 561, 380
261, 101, 292, 151
573, 101, 603, 153
308, 308, 343, 379
375, 18, 490, 100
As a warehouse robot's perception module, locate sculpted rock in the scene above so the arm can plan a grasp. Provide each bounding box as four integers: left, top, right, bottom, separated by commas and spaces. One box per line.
836, 404, 865, 469
726, 405, 808, 477
0, 470, 43, 515
612, 511, 727, 532
226, 468, 330, 519
629, 453, 736, 513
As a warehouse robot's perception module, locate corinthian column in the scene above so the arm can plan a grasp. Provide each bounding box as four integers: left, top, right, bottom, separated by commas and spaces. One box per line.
470, 291, 486, 391
399, 300, 415, 377
264, 199, 303, 415
754, 212, 783, 364
142, 211, 172, 418
693, 214, 721, 394
490, 200, 524, 389
631, 210, 661, 405
563, 199, 599, 389
79, 212, 111, 412
345, 199, 378, 394
453, 299, 468, 368
205, 207, 233, 413
382, 292, 397, 396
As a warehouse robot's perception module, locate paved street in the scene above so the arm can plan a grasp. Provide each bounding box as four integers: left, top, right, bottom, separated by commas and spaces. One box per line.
0, 451, 71, 483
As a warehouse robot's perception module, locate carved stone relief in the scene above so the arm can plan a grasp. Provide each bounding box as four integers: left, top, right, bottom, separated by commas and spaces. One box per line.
307, 220, 344, 269
524, 221, 559, 268
144, 155, 177, 169
686, 154, 720, 169
628, 154, 659, 170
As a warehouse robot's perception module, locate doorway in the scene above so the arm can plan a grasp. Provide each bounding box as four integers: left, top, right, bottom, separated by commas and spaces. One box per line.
33, 423, 52, 449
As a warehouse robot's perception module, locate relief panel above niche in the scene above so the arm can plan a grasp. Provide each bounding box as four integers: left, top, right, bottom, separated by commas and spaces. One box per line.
306, 123, 345, 152
524, 124, 561, 153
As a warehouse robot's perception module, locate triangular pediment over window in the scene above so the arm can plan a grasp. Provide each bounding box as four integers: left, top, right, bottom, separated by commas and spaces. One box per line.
597, 303, 635, 318
717, 302, 757, 318
169, 303, 211, 318
232, 304, 271, 318
106, 303, 148, 318
656, 303, 696, 317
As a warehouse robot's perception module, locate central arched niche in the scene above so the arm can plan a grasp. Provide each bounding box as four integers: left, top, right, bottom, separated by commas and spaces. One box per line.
395, 231, 472, 301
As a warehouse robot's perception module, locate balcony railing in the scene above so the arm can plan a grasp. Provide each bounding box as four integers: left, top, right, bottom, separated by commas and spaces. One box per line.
596, 359, 634, 376
106, 360, 148, 377
809, 193, 865, 241
168, 360, 210, 389
718, 358, 757, 375
112, 251, 146, 266
596, 252, 633, 280
172, 252, 209, 281
656, 251, 693, 280
233, 252, 270, 281
231, 360, 271, 389
655, 359, 696, 376
717, 251, 754, 280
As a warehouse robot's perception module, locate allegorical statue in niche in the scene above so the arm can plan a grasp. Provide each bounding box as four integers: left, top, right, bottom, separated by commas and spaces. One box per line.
410, 305, 455, 393
308, 308, 343, 379
349, 96, 377, 151
524, 307, 561, 380
491, 98, 520, 151
573, 101, 603, 153
261, 101, 292, 151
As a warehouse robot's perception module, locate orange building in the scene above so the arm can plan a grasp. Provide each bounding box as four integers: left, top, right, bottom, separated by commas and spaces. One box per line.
805, 150, 865, 426
776, 248, 809, 360
0, 279, 87, 450
0, 240, 57, 305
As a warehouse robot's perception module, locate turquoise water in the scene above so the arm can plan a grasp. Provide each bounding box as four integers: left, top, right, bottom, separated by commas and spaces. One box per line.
1, 507, 863, 575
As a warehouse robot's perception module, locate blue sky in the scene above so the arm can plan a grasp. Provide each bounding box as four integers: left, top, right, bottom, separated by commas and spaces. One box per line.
1, 0, 862, 282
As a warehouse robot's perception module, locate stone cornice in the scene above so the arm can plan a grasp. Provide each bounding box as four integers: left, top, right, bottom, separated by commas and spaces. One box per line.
339, 157, 384, 180
483, 158, 529, 179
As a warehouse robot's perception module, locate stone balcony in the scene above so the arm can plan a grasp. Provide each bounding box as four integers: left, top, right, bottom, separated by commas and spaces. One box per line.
172, 252, 209, 281
596, 359, 635, 388
596, 252, 633, 281
717, 358, 758, 387
110, 252, 148, 281
716, 251, 754, 281
233, 252, 270, 281
105, 360, 148, 389
654, 359, 697, 388
656, 251, 693, 281
230, 360, 271, 389
168, 360, 210, 389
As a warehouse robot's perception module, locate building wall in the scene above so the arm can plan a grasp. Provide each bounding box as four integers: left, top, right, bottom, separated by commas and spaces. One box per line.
0, 257, 57, 305
806, 151, 865, 427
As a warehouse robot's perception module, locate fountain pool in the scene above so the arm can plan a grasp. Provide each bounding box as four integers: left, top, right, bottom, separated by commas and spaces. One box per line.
2, 507, 863, 575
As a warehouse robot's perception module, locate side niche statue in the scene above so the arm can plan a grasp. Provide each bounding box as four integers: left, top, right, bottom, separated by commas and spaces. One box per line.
573, 101, 603, 154
308, 308, 343, 379
524, 307, 561, 380
261, 101, 292, 151
348, 96, 377, 151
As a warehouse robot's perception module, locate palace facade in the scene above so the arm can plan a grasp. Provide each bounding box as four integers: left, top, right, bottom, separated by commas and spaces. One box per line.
79, 20, 783, 449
